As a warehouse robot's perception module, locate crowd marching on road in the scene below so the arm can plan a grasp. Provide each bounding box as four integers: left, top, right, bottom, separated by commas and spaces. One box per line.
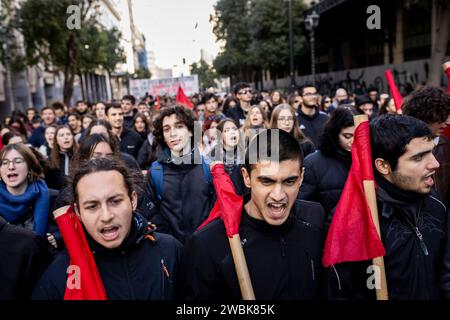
1, 62, 450, 301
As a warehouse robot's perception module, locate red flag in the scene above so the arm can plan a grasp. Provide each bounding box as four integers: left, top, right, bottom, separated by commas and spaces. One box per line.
443, 66, 450, 140
197, 164, 242, 237
385, 69, 403, 113
54, 205, 107, 300
155, 96, 161, 110
175, 86, 194, 109
322, 122, 386, 267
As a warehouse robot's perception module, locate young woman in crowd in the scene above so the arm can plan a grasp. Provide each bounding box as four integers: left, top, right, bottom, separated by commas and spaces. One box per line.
298, 107, 357, 227
38, 125, 57, 159
270, 104, 316, 158
48, 125, 77, 189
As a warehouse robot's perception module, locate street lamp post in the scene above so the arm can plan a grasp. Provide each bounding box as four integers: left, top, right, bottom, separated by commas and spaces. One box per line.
305, 10, 320, 87
288, 0, 296, 89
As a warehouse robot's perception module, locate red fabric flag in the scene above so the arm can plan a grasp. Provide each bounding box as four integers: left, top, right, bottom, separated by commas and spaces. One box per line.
175, 86, 194, 109
54, 205, 107, 300
385, 69, 403, 112
197, 164, 243, 237
155, 95, 161, 110
443, 67, 450, 140
322, 122, 386, 268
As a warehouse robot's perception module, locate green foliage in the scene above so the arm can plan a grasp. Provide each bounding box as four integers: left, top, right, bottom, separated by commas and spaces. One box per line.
133, 68, 151, 79
190, 59, 218, 89
17, 0, 126, 103
212, 0, 307, 79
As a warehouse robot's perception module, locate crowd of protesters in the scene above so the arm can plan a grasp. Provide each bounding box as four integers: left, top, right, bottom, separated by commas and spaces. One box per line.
0, 71, 450, 301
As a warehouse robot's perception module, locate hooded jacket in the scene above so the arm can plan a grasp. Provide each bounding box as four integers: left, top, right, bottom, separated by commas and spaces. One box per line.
180, 199, 325, 300
32, 213, 183, 300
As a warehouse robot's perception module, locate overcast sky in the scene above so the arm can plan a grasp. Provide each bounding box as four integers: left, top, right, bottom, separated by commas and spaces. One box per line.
133, 0, 221, 76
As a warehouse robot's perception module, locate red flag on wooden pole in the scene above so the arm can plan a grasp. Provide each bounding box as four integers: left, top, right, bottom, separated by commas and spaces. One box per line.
385, 69, 403, 114
323, 115, 388, 300
197, 163, 255, 300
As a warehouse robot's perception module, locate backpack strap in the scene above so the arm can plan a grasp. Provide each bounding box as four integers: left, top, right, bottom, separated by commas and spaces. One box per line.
150, 161, 164, 201
201, 156, 212, 185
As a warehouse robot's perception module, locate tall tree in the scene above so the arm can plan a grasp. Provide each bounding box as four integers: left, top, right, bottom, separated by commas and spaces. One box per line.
427, 0, 450, 86
18, 0, 124, 106
190, 59, 218, 90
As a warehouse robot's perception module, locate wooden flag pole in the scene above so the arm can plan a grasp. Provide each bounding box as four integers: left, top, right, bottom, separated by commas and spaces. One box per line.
354, 115, 389, 300
210, 162, 255, 300
229, 235, 256, 300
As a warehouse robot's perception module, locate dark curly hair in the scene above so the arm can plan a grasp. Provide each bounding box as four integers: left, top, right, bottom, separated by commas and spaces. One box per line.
152, 105, 195, 149
318, 107, 356, 157
402, 86, 450, 124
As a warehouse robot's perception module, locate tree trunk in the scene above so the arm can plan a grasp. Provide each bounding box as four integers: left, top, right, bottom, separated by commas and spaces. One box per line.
427, 2, 450, 86
63, 34, 78, 107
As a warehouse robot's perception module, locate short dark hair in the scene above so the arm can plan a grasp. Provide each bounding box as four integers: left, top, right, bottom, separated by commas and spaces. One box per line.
402, 86, 450, 124
105, 102, 122, 116
68, 112, 81, 121
370, 114, 432, 171
41, 106, 55, 114
51, 101, 65, 111
153, 105, 195, 149
122, 95, 136, 105
244, 129, 304, 174
233, 82, 251, 95
75, 100, 85, 106
71, 157, 135, 207
203, 93, 218, 104
299, 83, 316, 96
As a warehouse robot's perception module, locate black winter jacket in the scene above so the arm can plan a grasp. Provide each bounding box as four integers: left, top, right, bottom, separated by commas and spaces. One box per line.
144, 148, 216, 244
329, 176, 450, 300
119, 128, 144, 159
299, 150, 350, 225
0, 217, 52, 299
297, 108, 329, 147
180, 199, 326, 300
32, 213, 183, 300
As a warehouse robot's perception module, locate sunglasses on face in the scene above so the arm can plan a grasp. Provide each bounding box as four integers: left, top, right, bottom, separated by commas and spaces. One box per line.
238, 90, 252, 95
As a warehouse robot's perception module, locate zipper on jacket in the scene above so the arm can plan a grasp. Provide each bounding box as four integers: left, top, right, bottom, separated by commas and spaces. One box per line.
399, 200, 429, 256
160, 258, 171, 299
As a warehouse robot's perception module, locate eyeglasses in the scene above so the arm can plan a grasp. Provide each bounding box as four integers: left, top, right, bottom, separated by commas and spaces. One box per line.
238, 89, 252, 95
1, 157, 25, 167
278, 116, 294, 122
302, 92, 317, 97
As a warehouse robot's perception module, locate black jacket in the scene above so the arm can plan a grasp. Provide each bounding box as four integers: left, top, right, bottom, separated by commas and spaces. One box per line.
119, 128, 144, 159
297, 108, 329, 147
0, 217, 52, 300
225, 103, 246, 126
180, 199, 325, 300
32, 213, 183, 300
299, 150, 350, 226
144, 148, 216, 244
329, 176, 450, 300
